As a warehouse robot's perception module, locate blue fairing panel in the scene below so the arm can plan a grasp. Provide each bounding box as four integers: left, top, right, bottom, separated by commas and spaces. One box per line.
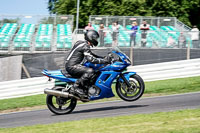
42, 69, 77, 82
89, 71, 120, 100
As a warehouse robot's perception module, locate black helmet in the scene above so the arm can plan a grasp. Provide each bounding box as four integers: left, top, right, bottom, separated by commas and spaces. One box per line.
85, 30, 99, 46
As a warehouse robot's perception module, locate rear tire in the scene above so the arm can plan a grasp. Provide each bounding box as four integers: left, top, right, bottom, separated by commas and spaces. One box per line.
116, 74, 145, 102
46, 86, 77, 115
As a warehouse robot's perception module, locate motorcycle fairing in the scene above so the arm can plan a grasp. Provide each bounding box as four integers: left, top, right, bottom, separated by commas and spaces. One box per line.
119, 72, 137, 82
42, 69, 77, 82
43, 69, 120, 100
99, 62, 127, 71
90, 71, 120, 100
84, 61, 127, 71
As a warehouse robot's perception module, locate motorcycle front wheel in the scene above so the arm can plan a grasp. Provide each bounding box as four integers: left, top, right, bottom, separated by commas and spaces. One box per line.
116, 74, 145, 102
46, 87, 77, 115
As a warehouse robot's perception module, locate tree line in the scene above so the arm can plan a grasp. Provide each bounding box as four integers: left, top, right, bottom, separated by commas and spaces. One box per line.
48, 0, 200, 29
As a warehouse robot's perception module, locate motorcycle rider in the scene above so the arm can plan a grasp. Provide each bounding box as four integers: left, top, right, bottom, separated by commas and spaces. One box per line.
65, 30, 111, 97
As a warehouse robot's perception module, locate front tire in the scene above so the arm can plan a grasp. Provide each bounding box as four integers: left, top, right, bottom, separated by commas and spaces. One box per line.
46, 87, 77, 115
116, 74, 145, 102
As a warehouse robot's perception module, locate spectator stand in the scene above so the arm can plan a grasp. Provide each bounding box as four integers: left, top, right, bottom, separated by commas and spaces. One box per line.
13, 24, 35, 51
35, 24, 53, 51
89, 16, 193, 49
56, 24, 72, 51
0, 23, 17, 51
0, 14, 74, 53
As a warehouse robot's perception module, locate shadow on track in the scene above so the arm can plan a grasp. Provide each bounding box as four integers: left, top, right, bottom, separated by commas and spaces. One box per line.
72, 104, 148, 114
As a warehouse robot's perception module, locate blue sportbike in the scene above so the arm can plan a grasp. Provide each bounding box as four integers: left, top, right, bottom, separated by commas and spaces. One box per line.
43, 47, 145, 115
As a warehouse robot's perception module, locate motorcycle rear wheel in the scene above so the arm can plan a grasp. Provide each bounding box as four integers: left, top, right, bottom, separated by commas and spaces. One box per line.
46, 87, 77, 115
116, 74, 145, 102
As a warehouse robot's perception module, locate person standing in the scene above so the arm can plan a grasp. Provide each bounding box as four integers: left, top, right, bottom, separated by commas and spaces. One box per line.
98, 24, 106, 47
140, 20, 150, 47
167, 36, 175, 48
84, 22, 94, 32
190, 25, 199, 48
112, 21, 120, 47
178, 32, 186, 48
130, 21, 138, 46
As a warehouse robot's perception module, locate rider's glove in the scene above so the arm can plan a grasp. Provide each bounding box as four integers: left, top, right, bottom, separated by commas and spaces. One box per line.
104, 55, 112, 64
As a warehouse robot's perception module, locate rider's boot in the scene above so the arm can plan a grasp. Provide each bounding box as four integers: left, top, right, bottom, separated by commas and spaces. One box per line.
70, 81, 85, 97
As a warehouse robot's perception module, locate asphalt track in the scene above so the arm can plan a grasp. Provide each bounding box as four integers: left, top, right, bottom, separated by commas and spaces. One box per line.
0, 92, 200, 128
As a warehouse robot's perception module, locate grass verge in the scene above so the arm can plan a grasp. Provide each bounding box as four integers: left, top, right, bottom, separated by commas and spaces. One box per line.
0, 108, 200, 132
0, 76, 200, 111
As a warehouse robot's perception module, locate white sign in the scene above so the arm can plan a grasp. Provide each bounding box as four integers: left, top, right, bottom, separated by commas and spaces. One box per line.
95, 17, 103, 20
163, 19, 171, 21
130, 18, 136, 21
61, 17, 68, 20
24, 16, 32, 18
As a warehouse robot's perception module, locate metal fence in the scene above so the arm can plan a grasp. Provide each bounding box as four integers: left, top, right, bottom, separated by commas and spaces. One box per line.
90, 16, 176, 28
71, 28, 200, 63
73, 29, 199, 48
0, 15, 199, 54
0, 34, 73, 52
89, 15, 193, 31
0, 30, 199, 55
0, 15, 74, 27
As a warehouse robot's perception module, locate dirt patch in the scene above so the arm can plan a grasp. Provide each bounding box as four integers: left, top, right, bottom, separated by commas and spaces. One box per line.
143, 93, 164, 97
0, 105, 46, 114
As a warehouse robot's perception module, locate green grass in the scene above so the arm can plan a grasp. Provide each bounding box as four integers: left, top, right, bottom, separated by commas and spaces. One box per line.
0, 76, 200, 111
145, 76, 200, 94
1, 108, 200, 133
0, 94, 46, 111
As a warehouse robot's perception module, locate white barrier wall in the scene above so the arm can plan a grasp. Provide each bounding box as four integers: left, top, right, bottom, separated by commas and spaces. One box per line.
0, 55, 22, 81
0, 77, 54, 100
0, 58, 200, 100
127, 58, 200, 81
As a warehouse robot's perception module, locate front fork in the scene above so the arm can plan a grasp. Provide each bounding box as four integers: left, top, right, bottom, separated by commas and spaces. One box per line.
119, 73, 132, 87
119, 72, 137, 90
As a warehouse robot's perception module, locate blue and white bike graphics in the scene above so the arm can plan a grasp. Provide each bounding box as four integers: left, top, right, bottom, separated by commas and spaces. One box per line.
43, 47, 145, 115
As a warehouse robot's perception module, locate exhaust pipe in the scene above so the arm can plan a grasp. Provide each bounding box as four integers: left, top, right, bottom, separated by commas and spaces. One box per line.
44, 88, 77, 98
44, 88, 90, 102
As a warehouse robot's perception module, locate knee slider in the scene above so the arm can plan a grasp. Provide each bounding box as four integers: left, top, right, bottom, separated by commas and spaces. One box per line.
86, 68, 94, 74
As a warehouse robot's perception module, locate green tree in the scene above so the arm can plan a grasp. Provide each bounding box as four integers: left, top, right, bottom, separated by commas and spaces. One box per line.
0, 18, 20, 23
48, 0, 200, 29
39, 17, 54, 24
